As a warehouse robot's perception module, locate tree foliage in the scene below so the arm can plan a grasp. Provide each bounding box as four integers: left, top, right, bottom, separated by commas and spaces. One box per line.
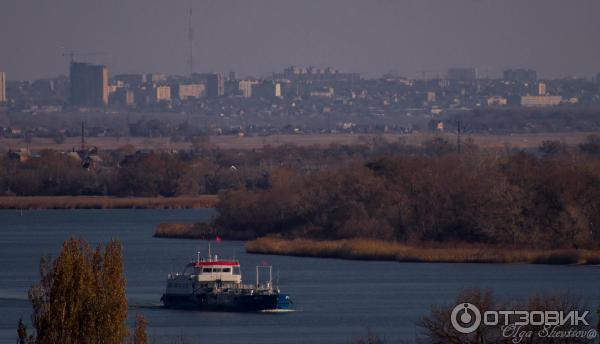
216, 150, 600, 249
132, 314, 148, 344
27, 238, 128, 344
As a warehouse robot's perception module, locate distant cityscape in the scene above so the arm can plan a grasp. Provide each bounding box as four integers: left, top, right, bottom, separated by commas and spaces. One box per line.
1, 63, 600, 139
3, 64, 600, 110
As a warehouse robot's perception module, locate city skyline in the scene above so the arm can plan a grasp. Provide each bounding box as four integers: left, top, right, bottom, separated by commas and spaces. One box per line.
1, 0, 600, 81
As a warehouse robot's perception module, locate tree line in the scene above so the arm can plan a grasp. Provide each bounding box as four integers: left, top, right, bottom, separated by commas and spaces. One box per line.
0, 135, 447, 197
215, 135, 600, 249
4, 134, 600, 249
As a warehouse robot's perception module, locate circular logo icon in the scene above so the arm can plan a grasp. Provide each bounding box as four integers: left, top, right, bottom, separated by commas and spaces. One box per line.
451, 303, 481, 334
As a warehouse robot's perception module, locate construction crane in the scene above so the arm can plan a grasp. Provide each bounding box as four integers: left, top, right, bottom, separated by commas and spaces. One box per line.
61, 51, 107, 63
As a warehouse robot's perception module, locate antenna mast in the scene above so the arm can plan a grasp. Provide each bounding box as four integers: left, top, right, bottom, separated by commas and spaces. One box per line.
188, 6, 194, 76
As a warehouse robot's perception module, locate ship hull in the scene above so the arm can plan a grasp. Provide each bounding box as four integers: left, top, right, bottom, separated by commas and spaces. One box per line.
161, 293, 291, 312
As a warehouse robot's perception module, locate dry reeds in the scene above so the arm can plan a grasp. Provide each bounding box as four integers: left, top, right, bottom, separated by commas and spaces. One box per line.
154, 223, 200, 238
153, 222, 255, 240
246, 237, 600, 265
0, 195, 218, 210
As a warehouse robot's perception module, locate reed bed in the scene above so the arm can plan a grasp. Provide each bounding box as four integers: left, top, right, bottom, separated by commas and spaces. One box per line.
0, 195, 218, 210
154, 223, 201, 238
245, 237, 600, 265
153, 223, 255, 240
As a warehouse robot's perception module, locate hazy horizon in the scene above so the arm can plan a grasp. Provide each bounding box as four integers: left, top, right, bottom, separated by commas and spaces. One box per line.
1, 0, 600, 81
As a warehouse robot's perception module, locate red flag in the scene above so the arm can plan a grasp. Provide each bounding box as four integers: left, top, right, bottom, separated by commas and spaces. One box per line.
215, 235, 222, 242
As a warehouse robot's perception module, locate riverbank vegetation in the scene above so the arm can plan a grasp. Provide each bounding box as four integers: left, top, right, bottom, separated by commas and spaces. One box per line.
8, 133, 594, 199
147, 135, 600, 262
6, 134, 600, 259
246, 237, 600, 264
216, 135, 600, 251
0, 137, 419, 198
154, 220, 259, 240
153, 222, 252, 240
0, 195, 217, 209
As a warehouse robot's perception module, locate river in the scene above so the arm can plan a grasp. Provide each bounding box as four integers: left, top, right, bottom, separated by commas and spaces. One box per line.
0, 209, 598, 343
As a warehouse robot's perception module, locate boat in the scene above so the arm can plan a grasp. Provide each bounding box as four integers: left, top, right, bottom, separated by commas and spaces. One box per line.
161, 249, 293, 312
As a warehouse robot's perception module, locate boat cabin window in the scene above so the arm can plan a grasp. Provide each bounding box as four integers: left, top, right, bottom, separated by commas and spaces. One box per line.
200, 266, 238, 274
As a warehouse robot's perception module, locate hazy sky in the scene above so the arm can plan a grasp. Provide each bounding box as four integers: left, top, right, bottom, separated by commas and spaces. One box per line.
1, 0, 600, 80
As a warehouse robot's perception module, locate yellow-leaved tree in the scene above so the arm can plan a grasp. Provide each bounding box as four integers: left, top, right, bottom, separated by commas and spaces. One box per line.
26, 238, 128, 344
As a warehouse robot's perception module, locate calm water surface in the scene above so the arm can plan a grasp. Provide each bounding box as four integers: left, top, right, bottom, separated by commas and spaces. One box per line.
0, 209, 598, 343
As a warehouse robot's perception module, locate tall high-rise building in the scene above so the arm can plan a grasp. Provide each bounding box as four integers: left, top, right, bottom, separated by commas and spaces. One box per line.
206, 73, 225, 98
70, 62, 109, 107
0, 71, 6, 103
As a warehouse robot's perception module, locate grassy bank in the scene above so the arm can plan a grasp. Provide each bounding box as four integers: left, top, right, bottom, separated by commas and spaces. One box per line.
245, 237, 600, 265
0, 195, 218, 210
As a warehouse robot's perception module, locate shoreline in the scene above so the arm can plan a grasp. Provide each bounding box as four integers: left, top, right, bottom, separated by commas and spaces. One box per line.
245, 237, 600, 265
0, 195, 218, 210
